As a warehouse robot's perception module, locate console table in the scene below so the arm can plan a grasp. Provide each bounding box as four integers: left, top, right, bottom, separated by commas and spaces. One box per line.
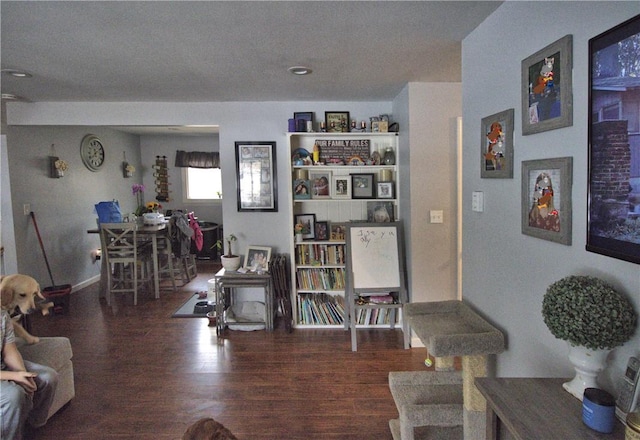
213, 268, 273, 335
475, 377, 625, 440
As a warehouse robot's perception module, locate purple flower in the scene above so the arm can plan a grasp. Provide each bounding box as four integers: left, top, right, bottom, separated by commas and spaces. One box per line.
132, 184, 145, 194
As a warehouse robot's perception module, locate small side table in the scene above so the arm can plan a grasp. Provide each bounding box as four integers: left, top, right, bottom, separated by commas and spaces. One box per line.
213, 268, 273, 335
475, 377, 626, 440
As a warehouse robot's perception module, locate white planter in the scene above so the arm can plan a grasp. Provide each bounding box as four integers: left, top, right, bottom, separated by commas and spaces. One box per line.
562, 343, 611, 400
221, 255, 241, 271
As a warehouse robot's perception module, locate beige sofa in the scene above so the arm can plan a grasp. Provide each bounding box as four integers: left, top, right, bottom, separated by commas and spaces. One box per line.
15, 337, 75, 421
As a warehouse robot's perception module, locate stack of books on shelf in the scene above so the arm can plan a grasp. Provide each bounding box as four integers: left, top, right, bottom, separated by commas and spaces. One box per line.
296, 268, 345, 290
295, 243, 345, 266
297, 293, 345, 325
355, 307, 397, 326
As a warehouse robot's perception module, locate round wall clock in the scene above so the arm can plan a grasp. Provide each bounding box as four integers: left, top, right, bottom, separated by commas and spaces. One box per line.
80, 134, 105, 171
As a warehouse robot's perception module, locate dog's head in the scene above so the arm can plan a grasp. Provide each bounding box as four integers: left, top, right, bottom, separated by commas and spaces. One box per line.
0, 274, 44, 316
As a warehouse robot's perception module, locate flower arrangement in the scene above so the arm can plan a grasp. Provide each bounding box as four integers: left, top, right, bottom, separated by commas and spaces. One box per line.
54, 159, 68, 171
294, 223, 304, 234
125, 164, 135, 173
542, 275, 637, 350
132, 184, 146, 216
145, 201, 162, 212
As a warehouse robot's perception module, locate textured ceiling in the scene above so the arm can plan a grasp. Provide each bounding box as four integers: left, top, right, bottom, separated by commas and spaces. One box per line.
1, 1, 502, 104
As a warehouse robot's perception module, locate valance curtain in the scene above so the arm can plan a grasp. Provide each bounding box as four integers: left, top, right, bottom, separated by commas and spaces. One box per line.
174, 150, 220, 169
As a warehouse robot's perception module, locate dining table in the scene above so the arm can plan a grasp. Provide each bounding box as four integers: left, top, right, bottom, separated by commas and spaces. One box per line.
88, 221, 168, 301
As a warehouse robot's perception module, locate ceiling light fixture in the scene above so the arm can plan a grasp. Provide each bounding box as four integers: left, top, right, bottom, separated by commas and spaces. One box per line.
288, 66, 312, 76
1, 69, 33, 78
1, 93, 28, 101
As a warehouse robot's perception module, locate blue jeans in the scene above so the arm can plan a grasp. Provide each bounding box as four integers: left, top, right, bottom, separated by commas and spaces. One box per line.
0, 360, 58, 440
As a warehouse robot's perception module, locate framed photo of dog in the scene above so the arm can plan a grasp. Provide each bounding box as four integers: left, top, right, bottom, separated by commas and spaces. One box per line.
481, 108, 514, 179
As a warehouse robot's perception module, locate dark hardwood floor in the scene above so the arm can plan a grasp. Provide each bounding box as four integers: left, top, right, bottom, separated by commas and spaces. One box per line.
24, 262, 428, 439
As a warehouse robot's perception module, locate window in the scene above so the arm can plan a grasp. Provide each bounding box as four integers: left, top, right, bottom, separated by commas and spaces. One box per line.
183, 167, 222, 202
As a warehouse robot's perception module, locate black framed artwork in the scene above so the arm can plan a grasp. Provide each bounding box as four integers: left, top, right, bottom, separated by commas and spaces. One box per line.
586, 14, 640, 264
235, 141, 278, 212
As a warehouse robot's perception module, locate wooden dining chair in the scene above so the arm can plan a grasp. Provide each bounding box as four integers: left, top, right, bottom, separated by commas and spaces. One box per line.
99, 222, 152, 305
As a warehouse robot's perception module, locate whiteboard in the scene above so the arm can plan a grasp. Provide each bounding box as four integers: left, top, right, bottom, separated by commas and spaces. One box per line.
346, 222, 404, 291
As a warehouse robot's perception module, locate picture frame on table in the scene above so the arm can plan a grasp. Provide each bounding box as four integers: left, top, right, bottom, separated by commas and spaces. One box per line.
329, 223, 346, 242
294, 213, 316, 240
293, 179, 311, 200
521, 34, 573, 135
521, 157, 573, 245
367, 201, 394, 223
294, 112, 314, 132
325, 111, 350, 133
351, 173, 375, 199
244, 246, 272, 272
235, 141, 278, 212
332, 175, 351, 199
586, 14, 640, 265
481, 108, 514, 179
377, 181, 395, 199
309, 170, 332, 199
315, 221, 329, 241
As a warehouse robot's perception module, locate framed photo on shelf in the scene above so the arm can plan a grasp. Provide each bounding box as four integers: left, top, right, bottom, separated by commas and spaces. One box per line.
235, 141, 278, 212
315, 221, 329, 241
481, 108, 514, 179
521, 34, 573, 135
294, 213, 316, 240
521, 157, 573, 245
293, 179, 311, 200
330, 223, 346, 241
351, 173, 375, 199
367, 201, 395, 223
294, 112, 314, 132
377, 181, 394, 199
332, 175, 351, 199
243, 246, 272, 272
309, 170, 332, 199
325, 111, 350, 133
586, 14, 640, 265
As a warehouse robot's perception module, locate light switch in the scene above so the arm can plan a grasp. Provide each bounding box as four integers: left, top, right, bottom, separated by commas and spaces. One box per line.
472, 191, 484, 212
430, 210, 444, 224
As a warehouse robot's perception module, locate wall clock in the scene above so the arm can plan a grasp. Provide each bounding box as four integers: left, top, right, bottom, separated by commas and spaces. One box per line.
80, 134, 105, 171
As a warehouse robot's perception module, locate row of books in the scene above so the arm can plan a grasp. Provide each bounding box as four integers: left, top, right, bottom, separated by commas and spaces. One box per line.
295, 243, 345, 266
297, 293, 345, 325
296, 268, 346, 290
354, 307, 398, 326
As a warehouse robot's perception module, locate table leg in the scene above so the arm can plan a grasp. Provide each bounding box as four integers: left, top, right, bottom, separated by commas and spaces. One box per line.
151, 235, 160, 299
486, 404, 498, 440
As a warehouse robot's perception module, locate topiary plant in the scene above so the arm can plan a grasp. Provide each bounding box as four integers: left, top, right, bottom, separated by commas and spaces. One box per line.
542, 275, 637, 350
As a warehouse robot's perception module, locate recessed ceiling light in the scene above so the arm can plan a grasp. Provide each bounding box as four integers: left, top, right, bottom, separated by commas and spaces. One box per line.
1, 69, 32, 78
1, 93, 28, 101
288, 66, 312, 76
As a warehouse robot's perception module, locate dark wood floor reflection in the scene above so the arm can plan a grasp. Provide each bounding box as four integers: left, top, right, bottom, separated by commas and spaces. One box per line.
25, 262, 428, 440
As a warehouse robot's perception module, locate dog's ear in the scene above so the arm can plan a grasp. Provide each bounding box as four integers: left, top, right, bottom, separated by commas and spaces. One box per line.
36, 282, 46, 301
0, 279, 14, 307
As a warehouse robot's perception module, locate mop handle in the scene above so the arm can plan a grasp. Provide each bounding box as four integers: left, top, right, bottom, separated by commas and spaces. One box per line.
30, 211, 56, 287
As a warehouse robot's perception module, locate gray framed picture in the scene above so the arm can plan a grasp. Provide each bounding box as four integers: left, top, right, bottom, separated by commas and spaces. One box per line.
521, 34, 573, 135
481, 108, 514, 179
521, 157, 573, 245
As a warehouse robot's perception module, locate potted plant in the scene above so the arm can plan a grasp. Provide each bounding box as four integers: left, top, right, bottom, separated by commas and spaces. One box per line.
542, 275, 637, 399
215, 234, 240, 271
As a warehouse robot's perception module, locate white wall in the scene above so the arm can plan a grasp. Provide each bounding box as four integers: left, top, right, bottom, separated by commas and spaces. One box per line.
462, 2, 640, 393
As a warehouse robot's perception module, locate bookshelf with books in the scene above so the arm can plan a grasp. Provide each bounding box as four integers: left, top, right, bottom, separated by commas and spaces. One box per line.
288, 131, 400, 328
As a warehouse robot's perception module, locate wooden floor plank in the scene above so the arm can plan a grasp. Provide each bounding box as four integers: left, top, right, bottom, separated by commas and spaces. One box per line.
24, 262, 428, 439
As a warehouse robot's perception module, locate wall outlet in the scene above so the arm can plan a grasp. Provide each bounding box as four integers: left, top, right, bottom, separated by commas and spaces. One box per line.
430, 210, 444, 224
23, 204, 31, 215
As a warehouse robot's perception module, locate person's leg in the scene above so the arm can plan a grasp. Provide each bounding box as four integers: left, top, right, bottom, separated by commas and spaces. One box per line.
23, 360, 58, 428
0, 379, 33, 440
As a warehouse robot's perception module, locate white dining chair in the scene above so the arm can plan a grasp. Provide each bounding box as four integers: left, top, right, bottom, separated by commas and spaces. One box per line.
100, 222, 152, 305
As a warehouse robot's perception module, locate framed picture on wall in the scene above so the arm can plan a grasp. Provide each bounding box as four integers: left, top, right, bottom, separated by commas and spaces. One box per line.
521, 157, 573, 245
325, 111, 350, 133
235, 141, 278, 212
481, 108, 514, 178
521, 34, 573, 135
586, 13, 640, 265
